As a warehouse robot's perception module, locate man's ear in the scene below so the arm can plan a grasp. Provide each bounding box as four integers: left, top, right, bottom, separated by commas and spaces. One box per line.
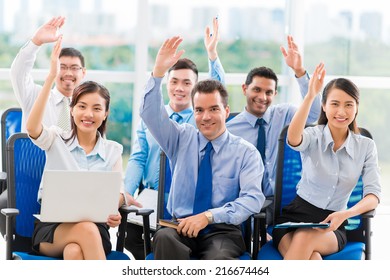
241, 84, 247, 96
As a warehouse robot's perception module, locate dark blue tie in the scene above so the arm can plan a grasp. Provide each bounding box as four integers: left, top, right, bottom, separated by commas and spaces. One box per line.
193, 142, 213, 215
171, 113, 182, 124
256, 118, 266, 161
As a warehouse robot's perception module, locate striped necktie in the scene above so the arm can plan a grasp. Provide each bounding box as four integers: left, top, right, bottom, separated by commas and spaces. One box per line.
57, 96, 71, 131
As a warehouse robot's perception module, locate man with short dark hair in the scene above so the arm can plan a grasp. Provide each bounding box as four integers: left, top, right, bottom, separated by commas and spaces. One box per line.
123, 18, 226, 259
226, 36, 321, 224
140, 36, 265, 260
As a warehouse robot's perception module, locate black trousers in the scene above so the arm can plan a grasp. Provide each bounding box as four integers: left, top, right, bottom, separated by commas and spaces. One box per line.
153, 223, 246, 260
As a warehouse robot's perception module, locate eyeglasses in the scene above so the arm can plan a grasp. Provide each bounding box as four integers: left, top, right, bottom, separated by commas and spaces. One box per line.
60, 65, 84, 72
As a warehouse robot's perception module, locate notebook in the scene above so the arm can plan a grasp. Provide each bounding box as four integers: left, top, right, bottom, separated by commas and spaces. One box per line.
37, 170, 122, 223
127, 188, 158, 230
274, 222, 330, 229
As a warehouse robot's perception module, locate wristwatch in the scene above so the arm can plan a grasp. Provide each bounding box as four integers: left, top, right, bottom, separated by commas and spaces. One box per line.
204, 211, 213, 224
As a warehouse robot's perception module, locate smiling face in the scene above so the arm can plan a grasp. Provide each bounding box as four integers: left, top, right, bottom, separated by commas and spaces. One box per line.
194, 90, 230, 141
322, 88, 358, 132
71, 91, 108, 136
242, 76, 277, 118
56, 56, 86, 97
167, 69, 198, 112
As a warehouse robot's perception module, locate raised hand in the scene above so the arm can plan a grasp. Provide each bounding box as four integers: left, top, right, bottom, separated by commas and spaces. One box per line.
204, 17, 219, 61
152, 36, 185, 78
308, 62, 326, 99
48, 35, 62, 80
32, 16, 65, 46
280, 35, 306, 77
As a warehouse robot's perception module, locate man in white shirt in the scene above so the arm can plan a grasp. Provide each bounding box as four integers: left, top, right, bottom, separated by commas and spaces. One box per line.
1, 16, 86, 236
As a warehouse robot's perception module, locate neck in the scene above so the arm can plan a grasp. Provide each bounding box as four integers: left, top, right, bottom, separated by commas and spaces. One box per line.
329, 125, 348, 151
169, 102, 191, 113
76, 130, 98, 154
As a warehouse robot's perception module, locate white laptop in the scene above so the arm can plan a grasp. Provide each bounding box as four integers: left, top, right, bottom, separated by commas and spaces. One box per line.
127, 188, 158, 230
38, 170, 122, 223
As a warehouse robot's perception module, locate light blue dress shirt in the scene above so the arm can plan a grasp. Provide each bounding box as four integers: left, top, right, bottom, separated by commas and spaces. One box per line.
290, 125, 381, 211
227, 73, 321, 197
140, 76, 265, 225
124, 58, 225, 196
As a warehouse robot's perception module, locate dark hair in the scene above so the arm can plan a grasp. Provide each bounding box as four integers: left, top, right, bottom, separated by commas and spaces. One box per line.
245, 66, 278, 90
318, 78, 360, 133
60, 47, 85, 67
191, 79, 228, 108
64, 81, 110, 143
168, 58, 198, 81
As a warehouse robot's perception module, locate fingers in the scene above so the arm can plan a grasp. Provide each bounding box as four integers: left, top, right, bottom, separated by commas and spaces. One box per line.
280, 46, 287, 57
315, 62, 326, 80
204, 26, 211, 38
212, 16, 219, 37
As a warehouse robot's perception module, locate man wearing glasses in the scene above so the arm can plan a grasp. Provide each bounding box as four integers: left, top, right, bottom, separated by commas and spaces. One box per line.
1, 16, 85, 237
10, 16, 86, 131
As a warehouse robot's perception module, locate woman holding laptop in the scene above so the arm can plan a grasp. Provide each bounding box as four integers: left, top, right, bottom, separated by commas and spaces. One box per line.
26, 36, 140, 260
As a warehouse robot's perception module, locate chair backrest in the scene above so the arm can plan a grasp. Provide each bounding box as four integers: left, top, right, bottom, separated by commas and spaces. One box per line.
274, 125, 373, 236
1, 108, 22, 172
6, 133, 46, 252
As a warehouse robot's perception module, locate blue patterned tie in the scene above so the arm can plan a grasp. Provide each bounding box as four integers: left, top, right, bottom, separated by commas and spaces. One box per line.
193, 142, 213, 215
171, 113, 182, 124
256, 118, 266, 161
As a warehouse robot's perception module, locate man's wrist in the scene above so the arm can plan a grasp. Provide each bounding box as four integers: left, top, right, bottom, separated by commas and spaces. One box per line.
294, 68, 306, 78
204, 211, 213, 224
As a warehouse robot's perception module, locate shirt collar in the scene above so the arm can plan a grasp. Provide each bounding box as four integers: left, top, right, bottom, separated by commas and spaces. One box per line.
198, 129, 228, 155
243, 107, 270, 127
67, 132, 107, 161
323, 124, 355, 159
53, 87, 70, 105
166, 104, 193, 119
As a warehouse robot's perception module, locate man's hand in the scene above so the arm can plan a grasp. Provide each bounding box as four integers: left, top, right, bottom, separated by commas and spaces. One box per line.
177, 213, 209, 238
152, 36, 185, 78
204, 17, 219, 61
32, 16, 65, 46
280, 35, 306, 78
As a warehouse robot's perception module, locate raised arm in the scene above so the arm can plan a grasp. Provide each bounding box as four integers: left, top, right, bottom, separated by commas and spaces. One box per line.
26, 36, 62, 139
31, 16, 65, 46
204, 17, 226, 84
153, 36, 185, 78
287, 63, 325, 147
204, 17, 219, 61
280, 35, 306, 78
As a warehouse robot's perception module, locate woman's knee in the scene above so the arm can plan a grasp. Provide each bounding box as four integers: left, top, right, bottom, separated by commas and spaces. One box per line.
63, 243, 84, 260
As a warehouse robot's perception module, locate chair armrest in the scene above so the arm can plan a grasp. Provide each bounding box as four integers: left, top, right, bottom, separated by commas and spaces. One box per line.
136, 209, 154, 258
361, 209, 375, 219
115, 206, 139, 252
252, 211, 267, 260
1, 208, 19, 260
0, 171, 7, 193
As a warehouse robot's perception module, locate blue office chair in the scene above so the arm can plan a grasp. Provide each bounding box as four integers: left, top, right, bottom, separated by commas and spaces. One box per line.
1, 107, 22, 192
253, 125, 375, 260
144, 151, 253, 260
1, 133, 132, 260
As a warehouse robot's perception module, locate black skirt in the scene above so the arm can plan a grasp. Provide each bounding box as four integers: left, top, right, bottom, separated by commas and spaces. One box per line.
272, 195, 347, 252
32, 221, 112, 257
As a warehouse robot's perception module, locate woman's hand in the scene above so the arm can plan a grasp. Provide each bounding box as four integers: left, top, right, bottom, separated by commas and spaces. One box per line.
107, 213, 121, 228
307, 62, 326, 99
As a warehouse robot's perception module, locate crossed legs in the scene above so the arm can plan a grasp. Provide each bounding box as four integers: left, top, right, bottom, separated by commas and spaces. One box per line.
39, 222, 106, 260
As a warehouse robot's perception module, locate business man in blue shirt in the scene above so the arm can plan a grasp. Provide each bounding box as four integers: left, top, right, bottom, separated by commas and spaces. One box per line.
140, 36, 265, 259
124, 18, 226, 259
226, 36, 321, 224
